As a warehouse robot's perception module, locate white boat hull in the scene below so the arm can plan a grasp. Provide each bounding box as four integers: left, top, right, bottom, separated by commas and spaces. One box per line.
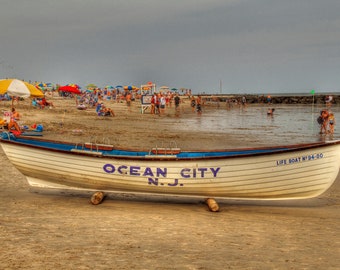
1, 139, 340, 200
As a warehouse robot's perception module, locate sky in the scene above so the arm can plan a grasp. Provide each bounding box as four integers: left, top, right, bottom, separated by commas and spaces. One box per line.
1, 0, 340, 94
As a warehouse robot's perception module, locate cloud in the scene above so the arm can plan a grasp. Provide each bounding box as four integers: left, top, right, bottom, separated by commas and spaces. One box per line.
1, 0, 340, 92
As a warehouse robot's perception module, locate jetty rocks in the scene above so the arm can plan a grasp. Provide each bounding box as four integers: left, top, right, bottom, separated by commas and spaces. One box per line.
202, 94, 340, 105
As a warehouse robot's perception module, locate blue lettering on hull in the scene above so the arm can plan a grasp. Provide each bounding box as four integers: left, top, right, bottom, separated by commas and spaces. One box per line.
103, 164, 221, 187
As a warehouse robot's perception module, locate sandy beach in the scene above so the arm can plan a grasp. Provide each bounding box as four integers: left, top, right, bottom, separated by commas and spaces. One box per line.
1, 97, 340, 269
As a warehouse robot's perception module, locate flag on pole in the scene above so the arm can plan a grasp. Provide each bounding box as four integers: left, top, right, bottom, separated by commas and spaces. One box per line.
310, 89, 315, 95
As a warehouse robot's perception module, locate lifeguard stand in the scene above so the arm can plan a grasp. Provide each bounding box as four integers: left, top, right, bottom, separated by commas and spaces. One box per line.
140, 83, 156, 114
140, 83, 156, 95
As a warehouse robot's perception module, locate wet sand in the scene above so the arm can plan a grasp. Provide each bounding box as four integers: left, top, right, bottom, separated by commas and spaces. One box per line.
1, 97, 340, 269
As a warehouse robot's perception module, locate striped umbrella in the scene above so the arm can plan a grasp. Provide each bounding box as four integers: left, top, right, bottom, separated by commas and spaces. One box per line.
0, 79, 44, 98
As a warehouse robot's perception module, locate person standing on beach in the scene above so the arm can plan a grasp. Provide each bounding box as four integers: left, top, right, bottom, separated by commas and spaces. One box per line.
196, 95, 202, 114
126, 92, 132, 111
319, 109, 329, 134
326, 95, 333, 107
241, 96, 247, 108
241, 96, 246, 104
328, 112, 335, 134
155, 93, 160, 115
159, 94, 166, 115
267, 95, 272, 104
190, 96, 196, 112
151, 94, 156, 114
174, 93, 180, 117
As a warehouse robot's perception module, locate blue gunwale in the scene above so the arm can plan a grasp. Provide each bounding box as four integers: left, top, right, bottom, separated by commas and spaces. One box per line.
1, 133, 338, 160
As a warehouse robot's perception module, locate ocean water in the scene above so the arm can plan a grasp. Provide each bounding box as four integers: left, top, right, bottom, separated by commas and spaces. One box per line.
175, 103, 340, 145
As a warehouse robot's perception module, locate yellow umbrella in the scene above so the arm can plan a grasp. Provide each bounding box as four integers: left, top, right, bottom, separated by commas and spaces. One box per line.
0, 79, 44, 98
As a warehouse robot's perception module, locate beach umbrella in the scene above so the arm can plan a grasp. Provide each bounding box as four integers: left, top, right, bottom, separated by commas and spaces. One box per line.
160, 86, 169, 90
67, 83, 81, 89
105, 85, 114, 90
36, 82, 47, 90
124, 85, 133, 90
59, 85, 81, 94
171, 88, 178, 91
0, 79, 44, 98
86, 83, 97, 90
36, 82, 54, 91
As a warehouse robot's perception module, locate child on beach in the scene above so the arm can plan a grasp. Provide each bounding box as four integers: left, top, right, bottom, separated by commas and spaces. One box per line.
318, 109, 329, 134
328, 113, 335, 134
267, 108, 275, 115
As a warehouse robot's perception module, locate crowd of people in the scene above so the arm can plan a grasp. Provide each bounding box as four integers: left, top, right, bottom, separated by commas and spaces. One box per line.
148, 92, 204, 116
0, 90, 338, 137
317, 96, 335, 134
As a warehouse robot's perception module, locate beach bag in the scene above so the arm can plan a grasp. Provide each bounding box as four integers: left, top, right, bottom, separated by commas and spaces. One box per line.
36, 124, 43, 132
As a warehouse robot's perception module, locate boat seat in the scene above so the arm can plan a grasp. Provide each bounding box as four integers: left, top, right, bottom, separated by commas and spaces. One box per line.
70, 149, 103, 156
145, 154, 178, 159
151, 147, 181, 155
85, 143, 114, 151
